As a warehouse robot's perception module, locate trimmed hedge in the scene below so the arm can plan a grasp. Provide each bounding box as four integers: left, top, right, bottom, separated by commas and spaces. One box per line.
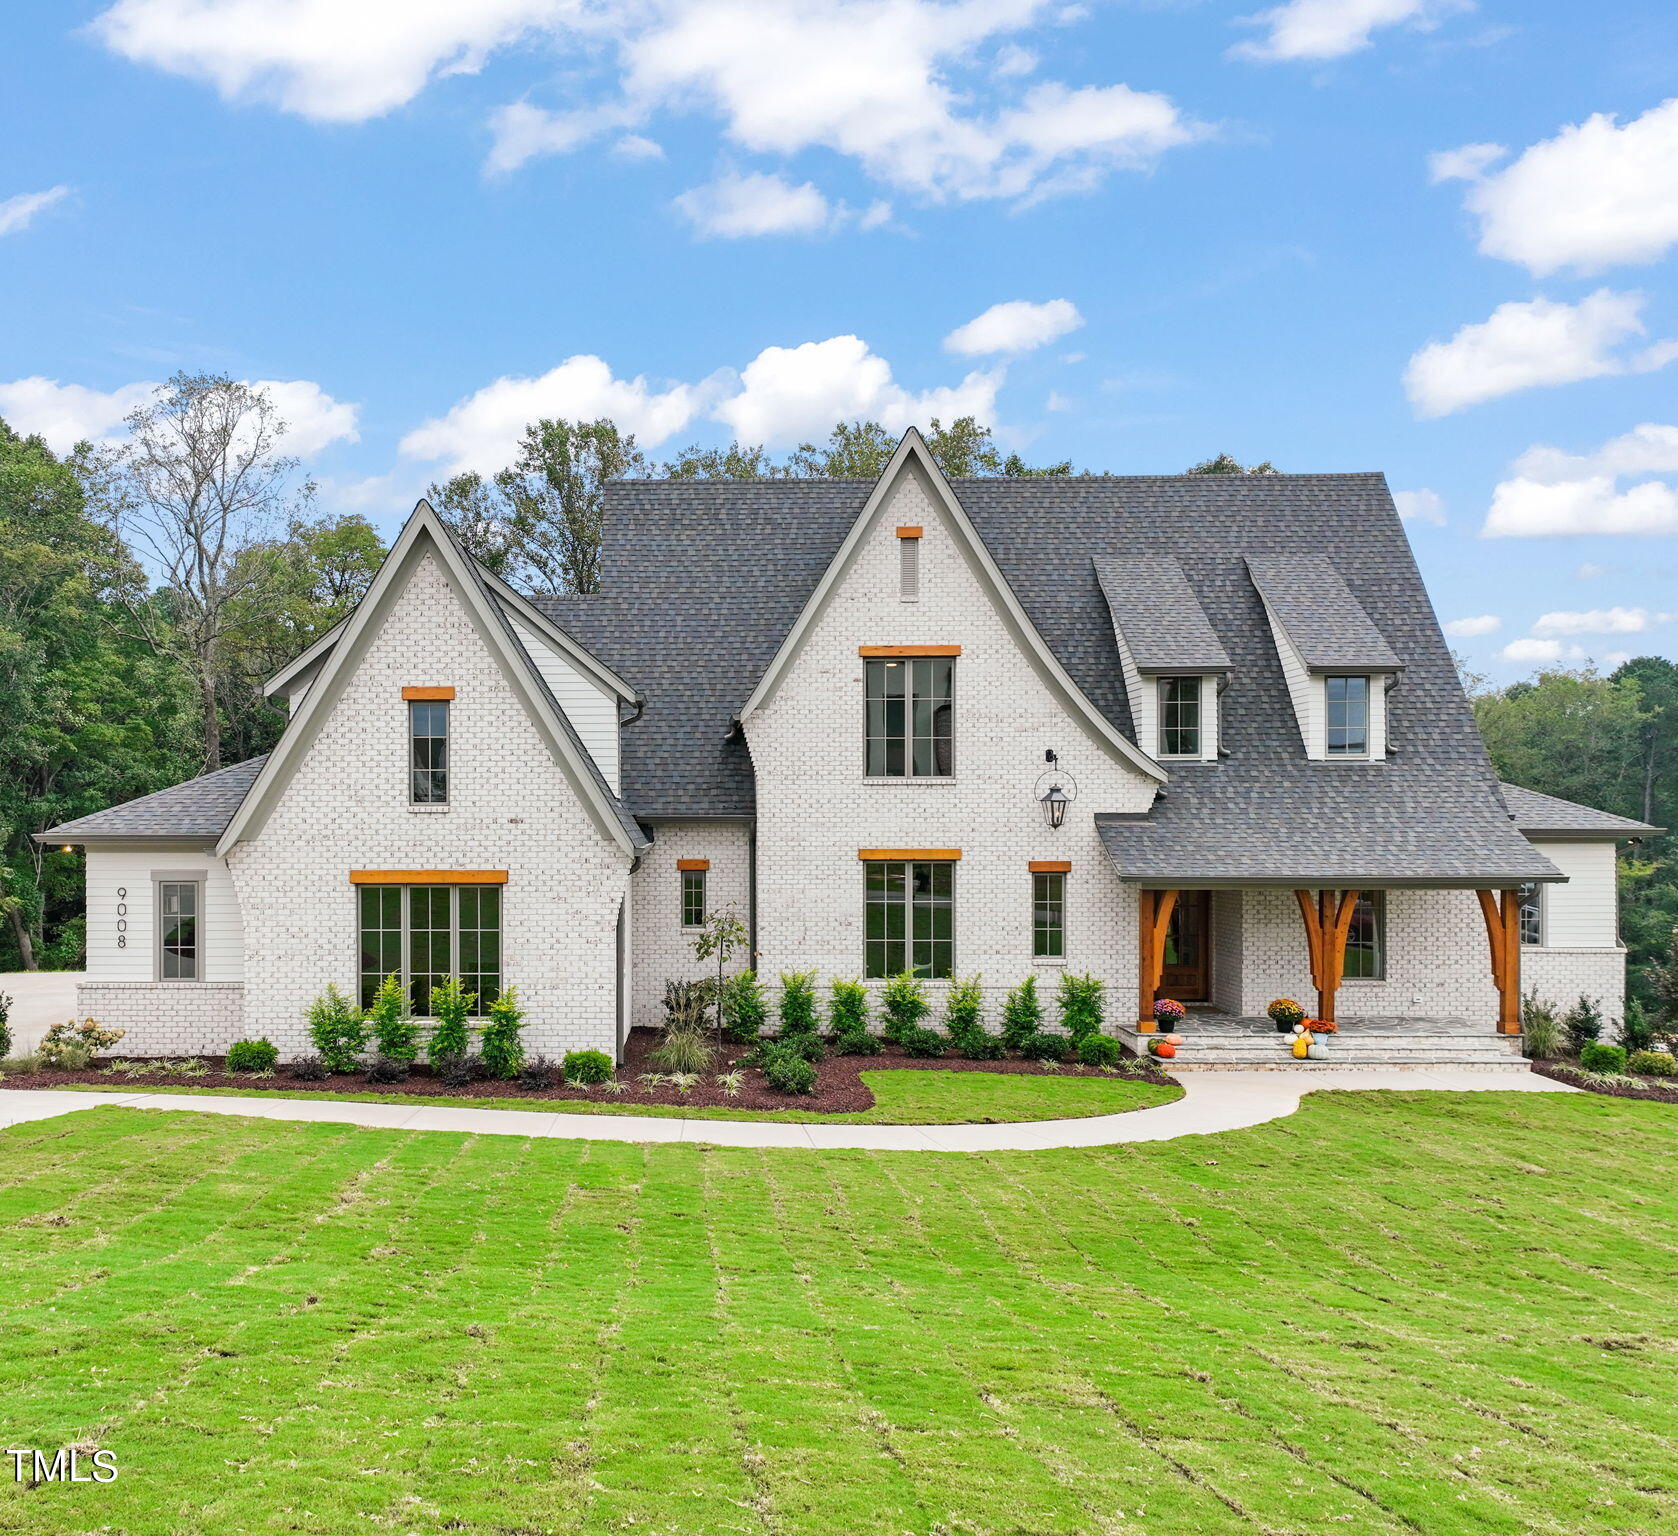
1579, 1041, 1627, 1073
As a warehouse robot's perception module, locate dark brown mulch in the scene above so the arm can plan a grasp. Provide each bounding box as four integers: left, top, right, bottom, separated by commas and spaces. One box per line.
1531, 1059, 1678, 1105
2, 1027, 1172, 1117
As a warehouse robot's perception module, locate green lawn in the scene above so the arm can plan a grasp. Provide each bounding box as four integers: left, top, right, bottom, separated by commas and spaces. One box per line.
1, 1091, 1674, 1536
55, 1067, 1180, 1123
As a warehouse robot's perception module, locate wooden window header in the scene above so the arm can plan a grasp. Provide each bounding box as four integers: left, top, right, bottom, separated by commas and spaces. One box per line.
350, 870, 507, 885
676, 858, 710, 871
402, 686, 455, 701
858, 848, 962, 861
858, 645, 962, 658
895, 525, 923, 539
1029, 860, 1072, 873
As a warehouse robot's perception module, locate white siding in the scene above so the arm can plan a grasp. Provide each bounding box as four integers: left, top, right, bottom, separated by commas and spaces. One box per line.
84, 845, 245, 983
1263, 597, 1322, 758
511, 619, 621, 794
1528, 841, 1620, 948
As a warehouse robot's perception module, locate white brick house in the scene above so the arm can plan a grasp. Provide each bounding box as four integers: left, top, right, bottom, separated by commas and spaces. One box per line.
43, 432, 1657, 1062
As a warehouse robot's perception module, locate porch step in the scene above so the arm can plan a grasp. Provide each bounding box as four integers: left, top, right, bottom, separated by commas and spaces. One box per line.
1123, 1027, 1527, 1069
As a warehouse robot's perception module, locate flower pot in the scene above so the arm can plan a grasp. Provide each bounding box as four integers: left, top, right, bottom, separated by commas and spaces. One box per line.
1275, 1019, 1295, 1033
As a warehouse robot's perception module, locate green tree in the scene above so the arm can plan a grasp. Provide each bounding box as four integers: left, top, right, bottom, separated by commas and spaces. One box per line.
1185, 453, 1280, 475
662, 442, 785, 480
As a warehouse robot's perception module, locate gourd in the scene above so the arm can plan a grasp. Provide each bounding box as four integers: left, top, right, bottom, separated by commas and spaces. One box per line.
1291, 1032, 1311, 1059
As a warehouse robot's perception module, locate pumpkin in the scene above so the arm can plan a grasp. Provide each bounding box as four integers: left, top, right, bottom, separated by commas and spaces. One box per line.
1165, 1033, 1182, 1046
1154, 1042, 1177, 1058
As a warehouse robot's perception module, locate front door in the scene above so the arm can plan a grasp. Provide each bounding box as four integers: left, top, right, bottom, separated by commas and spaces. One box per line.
1160, 890, 1211, 1003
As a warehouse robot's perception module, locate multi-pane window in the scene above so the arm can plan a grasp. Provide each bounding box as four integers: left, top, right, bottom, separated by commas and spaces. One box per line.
1325, 676, 1370, 757
1342, 892, 1385, 979
1158, 677, 1202, 758
410, 700, 449, 803
864, 861, 954, 978
865, 658, 954, 777
681, 869, 707, 928
158, 881, 199, 979
358, 884, 501, 1013
1517, 882, 1543, 946
1032, 872, 1065, 959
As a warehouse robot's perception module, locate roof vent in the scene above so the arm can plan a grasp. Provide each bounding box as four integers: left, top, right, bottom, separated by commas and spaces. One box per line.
898, 528, 921, 602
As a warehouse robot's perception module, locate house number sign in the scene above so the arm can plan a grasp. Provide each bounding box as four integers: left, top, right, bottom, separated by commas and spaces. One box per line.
116, 887, 127, 948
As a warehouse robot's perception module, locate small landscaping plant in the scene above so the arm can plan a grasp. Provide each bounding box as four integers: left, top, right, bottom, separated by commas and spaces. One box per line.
0, 991, 11, 1061
518, 1056, 558, 1092
653, 980, 717, 1072
1268, 998, 1305, 1032
426, 978, 476, 1067
286, 1055, 329, 1082
713, 1069, 745, 1097
225, 1038, 279, 1074
39, 1017, 125, 1070
1627, 1049, 1675, 1077
828, 977, 872, 1048
1579, 1040, 1627, 1074
479, 987, 527, 1080
1018, 1031, 1067, 1062
779, 970, 819, 1036
1153, 997, 1186, 1028
1000, 975, 1044, 1049
366, 1055, 411, 1084
366, 974, 419, 1063
757, 1040, 817, 1095
562, 1049, 615, 1086
895, 1025, 950, 1058
1057, 972, 1106, 1049
651, 1026, 715, 1073
944, 975, 1001, 1058
720, 970, 768, 1045
435, 1054, 483, 1088
307, 984, 368, 1073
1620, 998, 1655, 1055
1079, 1034, 1123, 1068
1521, 994, 1561, 1059
691, 906, 749, 1039
880, 971, 931, 1044
1561, 995, 1604, 1055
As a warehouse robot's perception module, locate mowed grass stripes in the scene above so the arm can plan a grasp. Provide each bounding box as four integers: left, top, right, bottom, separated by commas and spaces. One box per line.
0, 1091, 1673, 1535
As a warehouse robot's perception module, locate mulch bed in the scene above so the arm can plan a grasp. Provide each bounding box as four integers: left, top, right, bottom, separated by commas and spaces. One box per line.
2, 1027, 1173, 1116
1530, 1058, 1678, 1105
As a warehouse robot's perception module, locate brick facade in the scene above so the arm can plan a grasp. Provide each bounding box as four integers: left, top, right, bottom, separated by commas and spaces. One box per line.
629, 821, 752, 1029
75, 982, 247, 1056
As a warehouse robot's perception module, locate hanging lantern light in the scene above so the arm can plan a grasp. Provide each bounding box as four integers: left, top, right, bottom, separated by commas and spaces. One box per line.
1039, 782, 1070, 829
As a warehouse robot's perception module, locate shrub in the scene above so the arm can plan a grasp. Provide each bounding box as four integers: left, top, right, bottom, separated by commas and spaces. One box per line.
1579, 1040, 1627, 1073
896, 1025, 949, 1058
0, 991, 11, 1061
1079, 1034, 1123, 1068
829, 977, 870, 1039
779, 970, 819, 1035
758, 1042, 817, 1095
662, 979, 714, 1034
1561, 995, 1604, 1055
226, 1038, 279, 1074
1521, 995, 1561, 1060
479, 987, 527, 1080
563, 1049, 615, 1086
721, 971, 768, 1044
365, 974, 419, 1063
713, 1069, 745, 1097
307, 984, 368, 1073
1620, 997, 1656, 1055
426, 977, 476, 1067
771, 1031, 824, 1063
651, 1027, 716, 1074
1000, 976, 1044, 1049
943, 974, 985, 1040
366, 1055, 411, 1084
40, 1017, 126, 1070
286, 1055, 329, 1081
834, 1027, 882, 1056
44, 1042, 92, 1072
434, 1054, 483, 1088
1627, 1049, 1676, 1077
880, 972, 931, 1044
1018, 1031, 1067, 1062
958, 1027, 1005, 1060
519, 1056, 558, 1092
1057, 972, 1105, 1046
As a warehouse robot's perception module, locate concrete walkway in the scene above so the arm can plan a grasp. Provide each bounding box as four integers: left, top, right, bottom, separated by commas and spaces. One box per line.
0, 970, 84, 1055
0, 1066, 1573, 1152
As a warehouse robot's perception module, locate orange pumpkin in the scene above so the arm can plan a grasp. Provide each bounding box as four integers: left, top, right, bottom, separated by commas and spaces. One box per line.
1165, 1033, 1183, 1045
1154, 1042, 1177, 1058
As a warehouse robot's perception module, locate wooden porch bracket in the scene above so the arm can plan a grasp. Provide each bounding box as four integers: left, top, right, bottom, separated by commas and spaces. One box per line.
1136, 888, 1180, 1031
1476, 889, 1522, 1035
1293, 888, 1360, 1022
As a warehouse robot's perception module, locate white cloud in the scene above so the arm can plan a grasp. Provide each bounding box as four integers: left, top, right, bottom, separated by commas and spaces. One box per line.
0, 185, 71, 236
1230, 0, 1466, 63
0, 374, 358, 457
1392, 487, 1445, 524
1443, 614, 1500, 637
715, 335, 1001, 445
1575, 561, 1610, 578
1499, 637, 1566, 664
400, 355, 713, 475
1449, 98, 1678, 275
1403, 290, 1666, 417
1482, 423, 1678, 538
612, 134, 664, 160
1428, 142, 1504, 183
92, 0, 1206, 209
674, 171, 836, 238
1531, 605, 1667, 636
944, 298, 1083, 356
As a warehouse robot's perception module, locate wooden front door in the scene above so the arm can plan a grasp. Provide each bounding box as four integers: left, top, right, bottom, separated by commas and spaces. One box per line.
1160, 890, 1211, 1002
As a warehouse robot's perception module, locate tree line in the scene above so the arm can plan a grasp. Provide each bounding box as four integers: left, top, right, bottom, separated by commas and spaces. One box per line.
2, 374, 1671, 1022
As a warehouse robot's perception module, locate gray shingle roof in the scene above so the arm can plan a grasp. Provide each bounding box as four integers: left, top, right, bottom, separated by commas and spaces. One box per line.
1246, 554, 1402, 671
1093, 557, 1232, 672
552, 471, 1556, 884
1498, 782, 1662, 839
40, 756, 269, 841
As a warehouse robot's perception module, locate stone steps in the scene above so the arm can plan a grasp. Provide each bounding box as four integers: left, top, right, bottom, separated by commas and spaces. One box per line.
1122, 1027, 1527, 1070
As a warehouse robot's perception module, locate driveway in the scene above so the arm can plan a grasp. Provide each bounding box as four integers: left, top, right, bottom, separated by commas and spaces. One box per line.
0, 971, 84, 1055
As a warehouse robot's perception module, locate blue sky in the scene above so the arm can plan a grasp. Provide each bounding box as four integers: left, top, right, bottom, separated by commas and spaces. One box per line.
3, 0, 1676, 679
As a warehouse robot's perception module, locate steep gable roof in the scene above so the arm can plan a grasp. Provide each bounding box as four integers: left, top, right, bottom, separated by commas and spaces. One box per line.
40, 756, 269, 843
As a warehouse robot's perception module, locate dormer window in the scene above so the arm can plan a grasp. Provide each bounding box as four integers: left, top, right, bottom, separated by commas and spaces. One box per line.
1157, 677, 1203, 758
1325, 676, 1370, 757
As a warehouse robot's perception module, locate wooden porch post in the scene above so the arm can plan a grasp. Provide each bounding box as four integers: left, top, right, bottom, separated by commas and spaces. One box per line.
1293, 888, 1360, 1022
1136, 888, 1179, 1032
1476, 889, 1523, 1034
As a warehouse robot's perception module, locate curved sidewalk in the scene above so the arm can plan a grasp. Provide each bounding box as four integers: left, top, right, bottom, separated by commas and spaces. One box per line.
0, 1066, 1571, 1152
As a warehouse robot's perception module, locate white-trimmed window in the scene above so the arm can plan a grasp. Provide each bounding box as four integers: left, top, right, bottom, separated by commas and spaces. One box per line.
157, 881, 200, 980
1157, 677, 1203, 758
1342, 893, 1386, 979
358, 884, 501, 1013
1325, 676, 1371, 757
1517, 882, 1543, 946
